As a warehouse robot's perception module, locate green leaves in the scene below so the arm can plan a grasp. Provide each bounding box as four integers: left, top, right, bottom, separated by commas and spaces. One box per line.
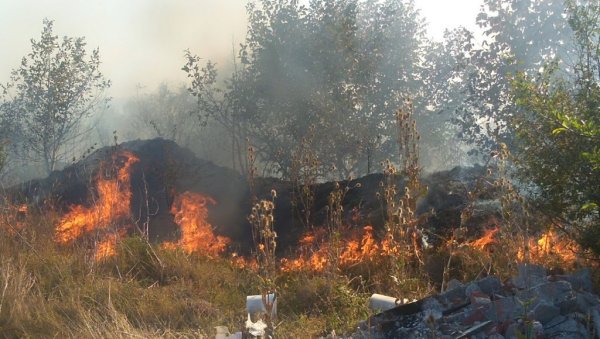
510, 0, 600, 255
0, 19, 110, 174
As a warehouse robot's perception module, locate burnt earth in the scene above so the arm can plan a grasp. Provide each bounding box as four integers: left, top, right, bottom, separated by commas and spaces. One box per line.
9, 138, 498, 254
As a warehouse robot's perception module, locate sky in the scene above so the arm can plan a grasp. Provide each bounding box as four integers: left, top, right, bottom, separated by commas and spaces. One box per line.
0, 0, 482, 99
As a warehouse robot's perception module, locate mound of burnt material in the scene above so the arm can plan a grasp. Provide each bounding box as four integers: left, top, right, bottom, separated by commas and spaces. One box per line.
9, 138, 498, 253
354, 264, 600, 338
11, 138, 250, 246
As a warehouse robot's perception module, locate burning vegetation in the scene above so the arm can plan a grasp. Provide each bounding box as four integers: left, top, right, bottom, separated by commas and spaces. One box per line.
163, 191, 230, 256
0, 139, 597, 338
280, 225, 397, 272
54, 150, 139, 259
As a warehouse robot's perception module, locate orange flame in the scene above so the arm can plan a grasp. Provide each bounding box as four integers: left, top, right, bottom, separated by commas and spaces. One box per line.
470, 227, 499, 250
519, 227, 579, 264
281, 225, 396, 272
55, 150, 139, 259
95, 231, 125, 261
163, 191, 230, 256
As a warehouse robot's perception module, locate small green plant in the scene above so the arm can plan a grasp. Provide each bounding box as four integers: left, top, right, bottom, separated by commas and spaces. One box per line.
515, 296, 537, 339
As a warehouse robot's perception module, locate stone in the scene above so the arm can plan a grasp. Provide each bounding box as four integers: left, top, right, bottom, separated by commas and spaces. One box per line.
485, 297, 521, 322
504, 321, 520, 338
477, 276, 502, 295
466, 282, 482, 298
575, 292, 598, 314
505, 319, 544, 339
440, 283, 467, 306
447, 279, 463, 291
471, 291, 492, 305
531, 320, 544, 337
462, 307, 487, 326
568, 268, 593, 292
534, 281, 573, 304
543, 314, 567, 329
532, 301, 560, 324
543, 316, 589, 338
512, 264, 547, 289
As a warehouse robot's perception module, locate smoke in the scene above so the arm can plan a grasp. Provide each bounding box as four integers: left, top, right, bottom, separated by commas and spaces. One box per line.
0, 0, 483, 183
0, 0, 247, 98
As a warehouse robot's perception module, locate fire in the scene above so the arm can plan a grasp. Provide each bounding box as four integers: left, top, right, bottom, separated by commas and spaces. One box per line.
55, 150, 139, 259
470, 227, 499, 251
163, 191, 230, 256
519, 227, 579, 264
0, 202, 29, 234
281, 225, 396, 272
95, 232, 124, 261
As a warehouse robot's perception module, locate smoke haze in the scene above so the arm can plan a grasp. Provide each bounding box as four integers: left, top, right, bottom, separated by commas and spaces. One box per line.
0, 0, 247, 98
1, 0, 480, 98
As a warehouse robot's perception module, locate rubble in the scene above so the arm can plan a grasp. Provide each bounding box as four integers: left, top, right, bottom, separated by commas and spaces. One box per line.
354, 264, 600, 338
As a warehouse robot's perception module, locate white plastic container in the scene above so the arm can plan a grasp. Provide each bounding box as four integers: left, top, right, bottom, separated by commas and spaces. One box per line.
368, 293, 399, 311
246, 293, 277, 318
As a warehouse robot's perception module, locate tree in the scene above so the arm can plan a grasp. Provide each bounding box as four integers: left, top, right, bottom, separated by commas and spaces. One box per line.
511, 0, 600, 254
454, 0, 574, 154
125, 83, 200, 148
184, 0, 427, 178
0, 19, 110, 174
417, 28, 476, 170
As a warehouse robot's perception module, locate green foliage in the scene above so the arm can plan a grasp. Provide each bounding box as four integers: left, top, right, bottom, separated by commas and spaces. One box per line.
125, 83, 200, 148
511, 1, 600, 254
450, 0, 574, 153
0, 19, 110, 174
185, 0, 430, 178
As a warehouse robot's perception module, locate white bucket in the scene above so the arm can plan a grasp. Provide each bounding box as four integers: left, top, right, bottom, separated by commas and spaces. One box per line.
368, 293, 399, 311
246, 293, 277, 318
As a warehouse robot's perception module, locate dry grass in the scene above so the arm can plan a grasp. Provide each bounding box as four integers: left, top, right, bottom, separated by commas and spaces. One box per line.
0, 206, 374, 338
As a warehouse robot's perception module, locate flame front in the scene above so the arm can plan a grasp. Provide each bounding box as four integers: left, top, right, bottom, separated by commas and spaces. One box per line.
281, 225, 396, 272
164, 191, 230, 256
519, 227, 579, 264
95, 232, 122, 261
55, 150, 139, 259
470, 227, 499, 250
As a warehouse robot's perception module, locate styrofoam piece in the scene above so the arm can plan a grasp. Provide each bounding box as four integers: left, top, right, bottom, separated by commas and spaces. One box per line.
246, 313, 268, 336
368, 293, 399, 311
246, 293, 277, 317
215, 326, 230, 339
215, 326, 242, 339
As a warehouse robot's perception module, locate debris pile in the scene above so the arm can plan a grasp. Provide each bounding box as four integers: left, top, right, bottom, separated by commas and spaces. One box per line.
9, 138, 493, 255
355, 264, 600, 338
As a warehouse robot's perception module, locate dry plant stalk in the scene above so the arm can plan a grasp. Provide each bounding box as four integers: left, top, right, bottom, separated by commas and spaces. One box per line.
326, 180, 350, 275
289, 126, 319, 229
247, 190, 278, 282
453, 143, 539, 281
247, 189, 278, 335
247, 143, 259, 246
374, 101, 428, 294
380, 101, 426, 266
